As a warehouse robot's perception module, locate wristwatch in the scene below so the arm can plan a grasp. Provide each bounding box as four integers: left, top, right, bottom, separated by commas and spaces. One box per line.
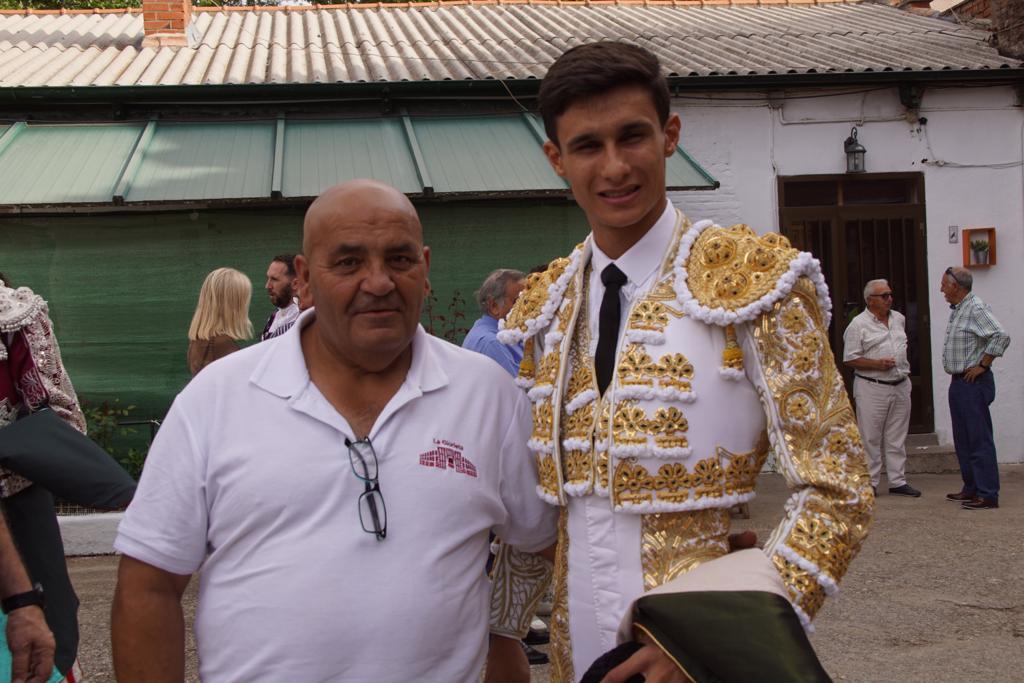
1, 583, 44, 614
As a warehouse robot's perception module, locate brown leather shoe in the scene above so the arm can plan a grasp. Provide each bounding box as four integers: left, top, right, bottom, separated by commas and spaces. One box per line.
961, 498, 999, 510
945, 491, 974, 502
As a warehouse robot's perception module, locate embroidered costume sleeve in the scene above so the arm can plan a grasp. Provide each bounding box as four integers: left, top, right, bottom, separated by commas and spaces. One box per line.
681, 224, 873, 627
20, 308, 87, 434
488, 541, 554, 639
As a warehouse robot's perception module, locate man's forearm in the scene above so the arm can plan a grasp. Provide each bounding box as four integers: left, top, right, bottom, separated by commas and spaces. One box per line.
111, 559, 189, 683
844, 357, 885, 372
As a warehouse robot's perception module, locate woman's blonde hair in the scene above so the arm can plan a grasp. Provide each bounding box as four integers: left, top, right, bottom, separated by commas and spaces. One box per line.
188, 268, 254, 342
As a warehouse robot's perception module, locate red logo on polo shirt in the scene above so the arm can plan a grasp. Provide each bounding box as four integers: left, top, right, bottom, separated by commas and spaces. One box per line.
419, 438, 477, 478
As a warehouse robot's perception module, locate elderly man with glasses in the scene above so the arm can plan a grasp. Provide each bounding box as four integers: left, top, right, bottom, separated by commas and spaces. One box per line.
843, 279, 920, 498
940, 266, 1010, 511
110, 180, 558, 683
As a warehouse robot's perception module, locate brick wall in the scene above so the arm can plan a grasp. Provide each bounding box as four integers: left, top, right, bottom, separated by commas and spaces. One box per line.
142, 0, 191, 46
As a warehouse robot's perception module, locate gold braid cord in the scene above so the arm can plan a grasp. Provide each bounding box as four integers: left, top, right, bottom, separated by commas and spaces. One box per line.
548, 507, 574, 683
752, 277, 873, 622
488, 541, 553, 640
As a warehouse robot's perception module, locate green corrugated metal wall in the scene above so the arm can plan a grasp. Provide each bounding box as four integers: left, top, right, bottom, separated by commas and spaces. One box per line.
2, 201, 588, 424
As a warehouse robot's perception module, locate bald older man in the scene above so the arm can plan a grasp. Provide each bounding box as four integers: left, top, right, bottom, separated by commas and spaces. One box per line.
111, 180, 557, 682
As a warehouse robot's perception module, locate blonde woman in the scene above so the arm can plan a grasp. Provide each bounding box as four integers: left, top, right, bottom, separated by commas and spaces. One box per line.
187, 268, 253, 376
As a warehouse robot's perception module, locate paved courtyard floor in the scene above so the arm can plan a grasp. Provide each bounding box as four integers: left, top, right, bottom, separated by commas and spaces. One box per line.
68, 467, 1023, 682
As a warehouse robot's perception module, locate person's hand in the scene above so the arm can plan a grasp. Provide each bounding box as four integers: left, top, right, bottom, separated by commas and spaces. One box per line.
600, 634, 693, 683
962, 365, 986, 383
484, 633, 530, 683
876, 357, 896, 371
728, 529, 758, 552
6, 605, 55, 683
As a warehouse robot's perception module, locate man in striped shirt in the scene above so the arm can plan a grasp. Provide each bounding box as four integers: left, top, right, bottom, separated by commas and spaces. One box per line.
941, 266, 1010, 510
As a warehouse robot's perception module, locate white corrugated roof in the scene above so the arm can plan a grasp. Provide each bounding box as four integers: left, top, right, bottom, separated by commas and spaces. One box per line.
0, 0, 1016, 88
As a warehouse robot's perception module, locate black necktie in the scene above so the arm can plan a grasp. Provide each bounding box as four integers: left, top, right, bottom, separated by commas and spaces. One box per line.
596, 264, 628, 395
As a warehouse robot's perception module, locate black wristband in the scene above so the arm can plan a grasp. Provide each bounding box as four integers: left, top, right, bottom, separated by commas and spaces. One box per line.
1, 583, 44, 614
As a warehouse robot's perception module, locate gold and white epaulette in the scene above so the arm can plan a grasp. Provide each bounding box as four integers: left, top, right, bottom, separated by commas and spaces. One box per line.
0, 283, 46, 361
497, 243, 586, 346
674, 221, 832, 328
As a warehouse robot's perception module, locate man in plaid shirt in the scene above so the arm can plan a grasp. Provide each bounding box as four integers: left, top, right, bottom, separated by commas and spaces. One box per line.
941, 266, 1010, 510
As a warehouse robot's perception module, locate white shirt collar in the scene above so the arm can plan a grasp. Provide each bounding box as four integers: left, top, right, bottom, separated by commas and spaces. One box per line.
590, 199, 676, 289
252, 309, 448, 399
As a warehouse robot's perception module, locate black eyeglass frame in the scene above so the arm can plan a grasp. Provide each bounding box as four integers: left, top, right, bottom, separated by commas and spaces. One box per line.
345, 437, 387, 541
867, 292, 893, 299
944, 266, 969, 289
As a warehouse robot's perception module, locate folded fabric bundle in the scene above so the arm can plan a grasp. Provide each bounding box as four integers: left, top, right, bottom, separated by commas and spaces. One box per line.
0, 407, 136, 510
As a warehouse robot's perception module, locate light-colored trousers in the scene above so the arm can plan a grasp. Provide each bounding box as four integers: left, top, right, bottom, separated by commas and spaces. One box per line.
853, 376, 911, 488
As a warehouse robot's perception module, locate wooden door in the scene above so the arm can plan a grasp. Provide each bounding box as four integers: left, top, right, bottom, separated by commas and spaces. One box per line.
779, 174, 933, 432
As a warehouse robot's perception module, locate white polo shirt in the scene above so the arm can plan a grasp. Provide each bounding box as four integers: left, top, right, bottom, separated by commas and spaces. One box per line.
115, 311, 558, 683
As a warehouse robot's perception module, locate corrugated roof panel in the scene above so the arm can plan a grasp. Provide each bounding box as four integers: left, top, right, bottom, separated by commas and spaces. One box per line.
281, 119, 422, 197
411, 116, 565, 194
0, 123, 141, 204
125, 122, 274, 202
0, 2, 1017, 88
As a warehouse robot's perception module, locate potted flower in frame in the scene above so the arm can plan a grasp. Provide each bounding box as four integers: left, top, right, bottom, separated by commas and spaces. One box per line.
970, 238, 990, 265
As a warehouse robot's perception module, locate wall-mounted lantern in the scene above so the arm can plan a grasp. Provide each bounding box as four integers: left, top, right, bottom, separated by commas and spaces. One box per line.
844, 127, 866, 173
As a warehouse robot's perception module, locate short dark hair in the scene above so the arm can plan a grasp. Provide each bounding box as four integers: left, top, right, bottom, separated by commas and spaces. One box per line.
539, 42, 671, 146
271, 254, 297, 278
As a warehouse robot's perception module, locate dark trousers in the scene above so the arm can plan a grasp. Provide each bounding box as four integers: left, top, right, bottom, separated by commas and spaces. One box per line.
948, 372, 999, 501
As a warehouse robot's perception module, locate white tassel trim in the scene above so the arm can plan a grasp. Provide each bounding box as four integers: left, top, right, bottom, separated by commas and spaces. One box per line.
625, 329, 666, 345
565, 390, 597, 415
544, 330, 564, 347
718, 367, 745, 381
612, 490, 755, 514
527, 439, 554, 454
609, 443, 693, 459
498, 245, 586, 343
536, 486, 561, 505
561, 438, 592, 452
514, 376, 536, 389
672, 221, 832, 327
563, 481, 593, 497
792, 603, 814, 633
777, 545, 840, 597
527, 384, 554, 402
0, 286, 45, 333
615, 385, 697, 403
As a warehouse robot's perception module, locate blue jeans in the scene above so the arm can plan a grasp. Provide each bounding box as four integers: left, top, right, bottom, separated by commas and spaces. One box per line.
948, 372, 999, 501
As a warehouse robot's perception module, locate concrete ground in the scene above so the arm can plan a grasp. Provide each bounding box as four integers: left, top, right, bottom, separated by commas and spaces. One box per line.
67, 467, 1022, 682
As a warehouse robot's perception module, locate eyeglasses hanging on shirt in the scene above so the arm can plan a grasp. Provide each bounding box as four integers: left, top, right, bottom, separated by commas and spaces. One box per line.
345, 437, 387, 540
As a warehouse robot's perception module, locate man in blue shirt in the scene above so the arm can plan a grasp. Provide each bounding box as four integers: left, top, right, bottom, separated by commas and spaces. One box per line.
463, 269, 526, 377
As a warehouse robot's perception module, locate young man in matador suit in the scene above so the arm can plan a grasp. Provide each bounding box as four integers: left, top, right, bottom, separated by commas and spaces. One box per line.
485, 42, 874, 683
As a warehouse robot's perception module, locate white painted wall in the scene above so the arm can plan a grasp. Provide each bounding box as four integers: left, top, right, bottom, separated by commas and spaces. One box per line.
668, 85, 1024, 462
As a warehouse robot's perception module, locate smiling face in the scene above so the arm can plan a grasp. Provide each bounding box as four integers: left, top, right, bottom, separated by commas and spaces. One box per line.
297, 181, 430, 370
543, 85, 680, 257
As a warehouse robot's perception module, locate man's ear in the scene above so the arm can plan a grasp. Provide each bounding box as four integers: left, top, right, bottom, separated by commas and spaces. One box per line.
663, 113, 681, 158
543, 140, 566, 178
422, 246, 432, 296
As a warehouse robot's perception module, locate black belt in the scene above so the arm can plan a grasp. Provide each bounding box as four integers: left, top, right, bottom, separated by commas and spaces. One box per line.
855, 374, 906, 386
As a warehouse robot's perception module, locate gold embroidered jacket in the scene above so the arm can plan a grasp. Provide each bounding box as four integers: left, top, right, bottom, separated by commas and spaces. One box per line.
497, 213, 873, 625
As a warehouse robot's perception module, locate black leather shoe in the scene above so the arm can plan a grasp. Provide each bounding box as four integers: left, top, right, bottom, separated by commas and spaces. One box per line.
522, 642, 549, 666
889, 484, 921, 497
961, 498, 999, 510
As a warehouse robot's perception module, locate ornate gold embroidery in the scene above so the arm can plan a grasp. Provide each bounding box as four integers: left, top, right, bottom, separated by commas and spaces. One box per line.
532, 400, 554, 444
687, 225, 799, 311
650, 407, 689, 450
613, 402, 649, 446
549, 508, 573, 683
503, 256, 571, 335
537, 454, 559, 498
721, 438, 769, 496
487, 543, 554, 639
613, 461, 655, 505
753, 276, 873, 620
518, 336, 536, 382
655, 353, 694, 392
563, 450, 593, 488
641, 510, 730, 590
629, 300, 670, 331
611, 456, 736, 508
617, 345, 657, 387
